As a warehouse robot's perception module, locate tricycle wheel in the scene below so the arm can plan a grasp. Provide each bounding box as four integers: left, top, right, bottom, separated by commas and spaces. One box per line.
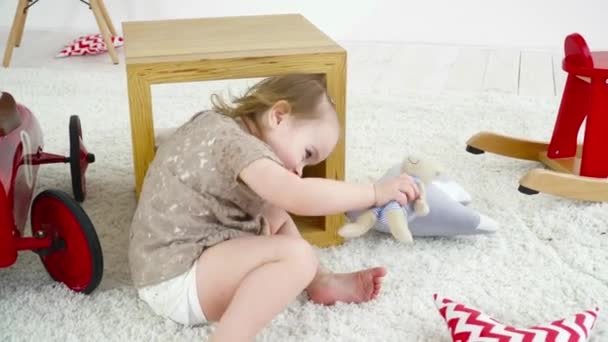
69, 115, 95, 202
31, 189, 103, 294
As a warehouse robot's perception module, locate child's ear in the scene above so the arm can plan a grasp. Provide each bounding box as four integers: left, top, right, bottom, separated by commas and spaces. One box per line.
268, 100, 291, 127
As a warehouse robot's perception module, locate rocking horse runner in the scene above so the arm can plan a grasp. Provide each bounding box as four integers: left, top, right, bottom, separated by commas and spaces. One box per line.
466, 33, 608, 202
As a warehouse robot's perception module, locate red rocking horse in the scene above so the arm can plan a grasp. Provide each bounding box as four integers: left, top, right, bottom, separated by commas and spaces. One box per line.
466, 33, 608, 202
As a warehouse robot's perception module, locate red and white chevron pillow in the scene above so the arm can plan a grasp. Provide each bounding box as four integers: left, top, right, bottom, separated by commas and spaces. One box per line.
57, 34, 123, 57
434, 294, 599, 341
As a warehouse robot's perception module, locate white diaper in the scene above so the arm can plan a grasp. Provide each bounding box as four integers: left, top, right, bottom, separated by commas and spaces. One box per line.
138, 261, 206, 326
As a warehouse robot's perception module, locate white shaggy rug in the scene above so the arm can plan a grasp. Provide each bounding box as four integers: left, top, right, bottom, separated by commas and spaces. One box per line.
1, 58, 607, 342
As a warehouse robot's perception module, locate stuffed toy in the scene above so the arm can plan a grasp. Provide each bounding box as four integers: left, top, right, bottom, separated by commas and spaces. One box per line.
340, 156, 498, 242
339, 156, 443, 243
434, 294, 599, 341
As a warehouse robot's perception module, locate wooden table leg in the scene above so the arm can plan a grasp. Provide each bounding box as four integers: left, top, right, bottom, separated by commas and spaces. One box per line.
126, 70, 155, 196
322, 54, 347, 243
2, 0, 28, 67
90, 0, 119, 64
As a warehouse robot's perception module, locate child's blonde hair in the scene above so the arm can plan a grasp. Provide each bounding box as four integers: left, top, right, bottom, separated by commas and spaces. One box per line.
211, 74, 333, 120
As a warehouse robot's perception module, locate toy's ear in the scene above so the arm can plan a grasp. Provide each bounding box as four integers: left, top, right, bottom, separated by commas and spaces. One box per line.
402, 155, 421, 170
402, 156, 444, 183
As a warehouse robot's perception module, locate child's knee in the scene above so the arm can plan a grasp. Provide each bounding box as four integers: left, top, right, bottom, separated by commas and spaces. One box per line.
279, 236, 318, 277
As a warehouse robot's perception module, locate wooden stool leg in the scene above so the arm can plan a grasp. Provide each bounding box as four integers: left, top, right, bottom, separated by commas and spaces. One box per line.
97, 0, 118, 36
580, 79, 608, 178
126, 72, 155, 196
546, 74, 590, 159
14, 1, 30, 47
2, 0, 28, 67
323, 57, 347, 244
89, 0, 119, 64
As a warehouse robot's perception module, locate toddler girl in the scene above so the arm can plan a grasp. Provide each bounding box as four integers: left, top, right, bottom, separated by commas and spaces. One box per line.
129, 74, 419, 342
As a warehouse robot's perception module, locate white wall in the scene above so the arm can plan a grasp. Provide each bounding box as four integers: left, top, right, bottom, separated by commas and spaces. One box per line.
1, 0, 607, 49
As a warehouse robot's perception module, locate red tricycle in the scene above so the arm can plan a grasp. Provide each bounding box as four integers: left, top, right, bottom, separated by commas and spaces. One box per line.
0, 91, 103, 294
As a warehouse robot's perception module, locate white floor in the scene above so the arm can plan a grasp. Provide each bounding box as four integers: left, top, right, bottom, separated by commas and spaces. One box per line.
1, 30, 566, 97
347, 42, 565, 97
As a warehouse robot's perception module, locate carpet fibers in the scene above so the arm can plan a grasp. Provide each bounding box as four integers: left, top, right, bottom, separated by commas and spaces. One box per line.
0, 61, 606, 341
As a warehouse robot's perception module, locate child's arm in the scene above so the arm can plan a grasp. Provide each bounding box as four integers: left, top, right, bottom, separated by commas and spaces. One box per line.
241, 158, 417, 217
263, 204, 301, 236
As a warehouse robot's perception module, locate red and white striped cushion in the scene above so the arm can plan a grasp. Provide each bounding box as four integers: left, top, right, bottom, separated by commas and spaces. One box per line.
434, 294, 599, 341
56, 34, 123, 57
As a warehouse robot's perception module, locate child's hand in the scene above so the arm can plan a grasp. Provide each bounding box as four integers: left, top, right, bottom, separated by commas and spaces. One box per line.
373, 174, 420, 207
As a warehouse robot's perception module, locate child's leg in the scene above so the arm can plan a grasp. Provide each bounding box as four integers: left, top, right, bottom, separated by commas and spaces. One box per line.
267, 207, 387, 305
196, 235, 318, 342
305, 267, 386, 305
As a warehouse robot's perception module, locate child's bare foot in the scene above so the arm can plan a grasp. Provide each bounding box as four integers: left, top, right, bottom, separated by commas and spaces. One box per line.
306, 267, 387, 305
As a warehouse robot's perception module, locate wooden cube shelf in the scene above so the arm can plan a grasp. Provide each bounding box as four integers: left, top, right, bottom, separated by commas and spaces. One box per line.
123, 14, 347, 246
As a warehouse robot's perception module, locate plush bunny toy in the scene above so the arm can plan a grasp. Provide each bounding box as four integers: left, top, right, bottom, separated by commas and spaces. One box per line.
339, 156, 443, 243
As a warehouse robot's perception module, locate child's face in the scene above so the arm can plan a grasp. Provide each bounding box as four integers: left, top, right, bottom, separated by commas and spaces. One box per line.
264, 97, 339, 177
